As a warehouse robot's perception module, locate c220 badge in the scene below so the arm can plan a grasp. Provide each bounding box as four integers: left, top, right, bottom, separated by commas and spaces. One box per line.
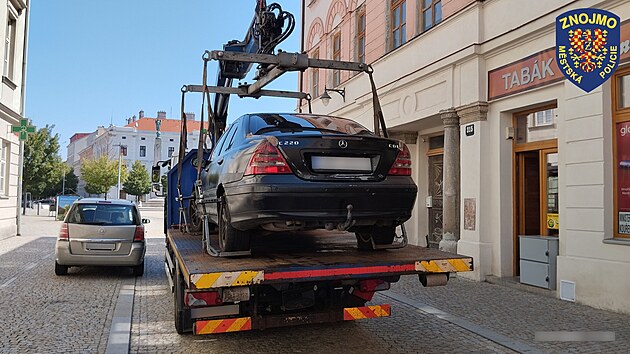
556, 8, 621, 92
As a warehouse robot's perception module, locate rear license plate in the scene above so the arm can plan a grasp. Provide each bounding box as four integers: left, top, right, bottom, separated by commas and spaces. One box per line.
311, 156, 372, 172
86, 243, 116, 251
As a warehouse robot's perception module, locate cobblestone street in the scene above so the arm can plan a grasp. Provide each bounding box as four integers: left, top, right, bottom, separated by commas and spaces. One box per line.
0, 208, 629, 353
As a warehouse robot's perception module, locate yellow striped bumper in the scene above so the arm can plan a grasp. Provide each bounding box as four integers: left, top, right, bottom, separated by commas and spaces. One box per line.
415, 258, 473, 273
195, 317, 252, 335
191, 271, 264, 289
343, 304, 391, 321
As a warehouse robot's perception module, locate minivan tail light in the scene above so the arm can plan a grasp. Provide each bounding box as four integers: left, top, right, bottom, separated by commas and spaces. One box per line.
388, 144, 412, 176
244, 141, 292, 175
58, 223, 69, 241
134, 225, 145, 242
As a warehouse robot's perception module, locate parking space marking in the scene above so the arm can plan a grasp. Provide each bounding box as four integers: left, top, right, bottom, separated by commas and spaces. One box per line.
380, 291, 544, 354
105, 277, 136, 354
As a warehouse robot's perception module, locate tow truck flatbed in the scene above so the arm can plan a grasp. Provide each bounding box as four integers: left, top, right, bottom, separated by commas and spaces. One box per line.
168, 229, 473, 290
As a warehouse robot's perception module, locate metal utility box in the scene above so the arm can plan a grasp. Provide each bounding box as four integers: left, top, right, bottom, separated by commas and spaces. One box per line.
519, 235, 559, 290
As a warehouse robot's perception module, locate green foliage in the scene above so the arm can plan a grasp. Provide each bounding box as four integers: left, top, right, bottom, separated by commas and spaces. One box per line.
161, 174, 168, 195
42, 165, 80, 196
23, 125, 66, 198
123, 160, 151, 200
81, 155, 127, 198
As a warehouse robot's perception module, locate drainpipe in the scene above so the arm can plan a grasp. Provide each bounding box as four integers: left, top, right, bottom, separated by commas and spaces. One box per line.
16, 0, 30, 236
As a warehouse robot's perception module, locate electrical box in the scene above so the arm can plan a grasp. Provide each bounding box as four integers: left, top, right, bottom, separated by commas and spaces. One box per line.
519, 235, 559, 290
425, 196, 433, 208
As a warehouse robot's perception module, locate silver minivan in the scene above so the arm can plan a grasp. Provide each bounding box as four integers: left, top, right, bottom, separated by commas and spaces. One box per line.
55, 198, 148, 276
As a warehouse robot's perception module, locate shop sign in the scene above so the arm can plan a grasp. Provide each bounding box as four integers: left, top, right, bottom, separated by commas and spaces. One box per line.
617, 121, 630, 234
555, 9, 621, 93
489, 20, 630, 101
488, 49, 563, 100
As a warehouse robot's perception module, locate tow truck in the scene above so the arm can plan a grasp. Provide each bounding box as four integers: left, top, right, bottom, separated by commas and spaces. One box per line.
154, 1, 473, 335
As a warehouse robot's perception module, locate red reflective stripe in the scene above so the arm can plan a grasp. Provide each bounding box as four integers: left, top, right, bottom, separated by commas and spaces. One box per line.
265, 264, 415, 280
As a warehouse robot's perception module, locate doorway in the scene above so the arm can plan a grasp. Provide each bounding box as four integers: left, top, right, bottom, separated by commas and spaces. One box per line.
513, 106, 559, 275
427, 136, 444, 249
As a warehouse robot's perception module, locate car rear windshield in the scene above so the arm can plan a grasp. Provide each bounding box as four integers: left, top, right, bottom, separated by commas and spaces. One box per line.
66, 204, 139, 225
249, 114, 373, 136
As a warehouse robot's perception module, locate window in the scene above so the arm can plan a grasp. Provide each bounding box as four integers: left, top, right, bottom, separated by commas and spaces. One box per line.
534, 109, 554, 127
121, 136, 126, 140
139, 145, 146, 157
120, 145, 128, 156
141, 137, 145, 141
0, 140, 7, 195
613, 67, 630, 238
168, 147, 175, 157
312, 48, 319, 97
169, 138, 174, 142
421, 0, 442, 32
332, 32, 341, 87
391, 0, 406, 49
3, 8, 16, 80
357, 7, 366, 63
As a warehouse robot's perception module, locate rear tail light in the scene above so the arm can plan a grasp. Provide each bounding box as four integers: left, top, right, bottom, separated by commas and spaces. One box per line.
388, 143, 412, 176
244, 141, 292, 175
58, 223, 69, 241
134, 225, 145, 242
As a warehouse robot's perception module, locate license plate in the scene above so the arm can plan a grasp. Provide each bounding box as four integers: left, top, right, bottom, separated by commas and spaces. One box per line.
311, 156, 372, 172
86, 243, 116, 251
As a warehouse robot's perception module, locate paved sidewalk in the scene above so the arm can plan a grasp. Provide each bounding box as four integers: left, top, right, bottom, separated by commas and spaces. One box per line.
391, 274, 630, 353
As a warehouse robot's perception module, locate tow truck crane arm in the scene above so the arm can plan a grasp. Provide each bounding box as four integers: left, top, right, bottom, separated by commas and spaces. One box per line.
213, 0, 295, 131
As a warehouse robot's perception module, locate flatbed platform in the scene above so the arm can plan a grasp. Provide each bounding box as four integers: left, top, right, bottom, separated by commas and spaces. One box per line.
167, 229, 473, 290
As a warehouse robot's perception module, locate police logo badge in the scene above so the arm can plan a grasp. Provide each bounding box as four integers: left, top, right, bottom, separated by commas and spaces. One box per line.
556, 9, 621, 92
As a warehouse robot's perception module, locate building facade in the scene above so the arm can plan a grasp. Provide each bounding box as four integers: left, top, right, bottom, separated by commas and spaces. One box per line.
0, 0, 28, 239
67, 110, 202, 200
301, 0, 630, 313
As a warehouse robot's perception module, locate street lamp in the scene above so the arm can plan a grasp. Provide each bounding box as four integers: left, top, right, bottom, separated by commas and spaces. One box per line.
321, 86, 345, 106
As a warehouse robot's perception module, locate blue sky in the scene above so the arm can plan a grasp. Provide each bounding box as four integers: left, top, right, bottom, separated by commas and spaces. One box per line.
26, 1, 302, 152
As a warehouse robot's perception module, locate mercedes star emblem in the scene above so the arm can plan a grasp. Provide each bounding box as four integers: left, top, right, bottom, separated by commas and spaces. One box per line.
339, 140, 348, 149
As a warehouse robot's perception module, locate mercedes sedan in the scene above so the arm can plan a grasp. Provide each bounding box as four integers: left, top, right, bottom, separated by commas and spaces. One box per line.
200, 113, 418, 252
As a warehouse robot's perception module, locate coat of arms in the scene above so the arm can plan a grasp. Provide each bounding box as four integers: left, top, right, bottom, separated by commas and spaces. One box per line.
556, 9, 620, 92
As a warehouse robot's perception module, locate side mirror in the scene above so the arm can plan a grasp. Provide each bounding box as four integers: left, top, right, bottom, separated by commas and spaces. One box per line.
151, 165, 161, 183
142, 218, 151, 224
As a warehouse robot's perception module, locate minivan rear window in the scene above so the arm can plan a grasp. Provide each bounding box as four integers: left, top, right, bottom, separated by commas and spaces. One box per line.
66, 204, 139, 225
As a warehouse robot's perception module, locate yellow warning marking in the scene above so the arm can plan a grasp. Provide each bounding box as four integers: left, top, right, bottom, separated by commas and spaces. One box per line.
227, 317, 250, 332
191, 271, 264, 289
197, 319, 222, 334
192, 273, 222, 289
415, 258, 472, 273
371, 305, 390, 317
345, 307, 367, 319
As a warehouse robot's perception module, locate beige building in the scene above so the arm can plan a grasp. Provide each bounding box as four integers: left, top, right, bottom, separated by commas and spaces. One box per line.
0, 0, 29, 239
301, 0, 630, 313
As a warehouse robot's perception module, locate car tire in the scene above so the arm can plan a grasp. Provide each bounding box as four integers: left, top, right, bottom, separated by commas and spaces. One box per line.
132, 261, 144, 277
218, 196, 251, 252
355, 226, 396, 251
174, 261, 192, 334
188, 199, 203, 233
54, 261, 68, 276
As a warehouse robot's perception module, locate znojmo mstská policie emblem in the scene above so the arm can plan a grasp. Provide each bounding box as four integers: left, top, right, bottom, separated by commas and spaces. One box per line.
556, 8, 621, 92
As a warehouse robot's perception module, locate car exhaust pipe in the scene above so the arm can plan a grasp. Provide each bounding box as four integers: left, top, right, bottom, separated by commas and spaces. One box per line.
337, 204, 356, 231
418, 273, 449, 287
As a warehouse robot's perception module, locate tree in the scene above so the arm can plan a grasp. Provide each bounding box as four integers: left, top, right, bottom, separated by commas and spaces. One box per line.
81, 155, 127, 199
42, 165, 79, 196
123, 161, 151, 202
23, 125, 66, 198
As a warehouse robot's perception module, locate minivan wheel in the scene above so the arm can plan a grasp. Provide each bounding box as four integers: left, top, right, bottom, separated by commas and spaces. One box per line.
54, 261, 68, 276
132, 261, 144, 277
218, 196, 251, 252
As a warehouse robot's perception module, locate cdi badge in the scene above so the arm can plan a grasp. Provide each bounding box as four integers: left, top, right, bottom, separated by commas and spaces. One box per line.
556, 8, 621, 92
